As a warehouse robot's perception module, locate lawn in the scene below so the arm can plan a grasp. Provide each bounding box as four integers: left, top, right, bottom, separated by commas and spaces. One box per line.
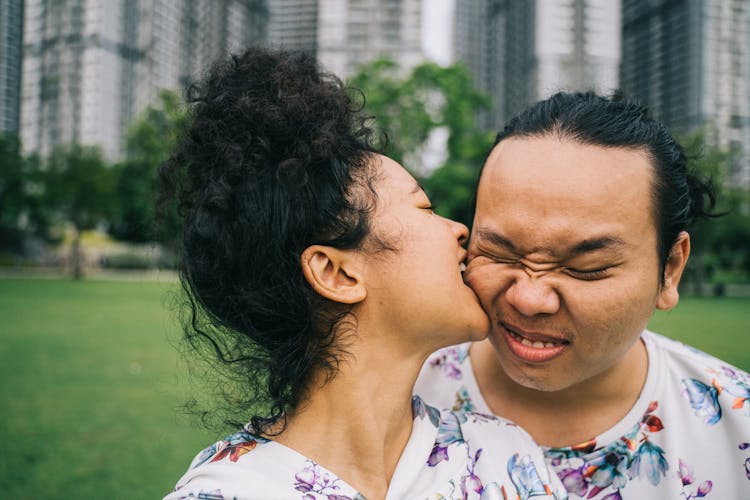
0, 278, 216, 499
0, 278, 748, 498
648, 296, 750, 371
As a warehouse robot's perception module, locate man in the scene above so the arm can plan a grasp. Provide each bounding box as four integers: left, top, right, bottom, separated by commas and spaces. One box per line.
415, 92, 750, 498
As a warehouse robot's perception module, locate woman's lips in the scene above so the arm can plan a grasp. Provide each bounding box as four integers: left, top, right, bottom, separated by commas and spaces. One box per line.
501, 322, 568, 363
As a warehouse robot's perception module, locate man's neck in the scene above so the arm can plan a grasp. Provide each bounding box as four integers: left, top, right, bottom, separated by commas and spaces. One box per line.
471, 338, 649, 448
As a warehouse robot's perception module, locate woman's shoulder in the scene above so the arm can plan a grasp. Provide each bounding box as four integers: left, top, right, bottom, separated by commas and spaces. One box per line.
163, 430, 364, 500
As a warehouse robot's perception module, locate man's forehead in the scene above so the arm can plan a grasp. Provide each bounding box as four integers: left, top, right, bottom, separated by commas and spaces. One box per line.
481, 136, 654, 183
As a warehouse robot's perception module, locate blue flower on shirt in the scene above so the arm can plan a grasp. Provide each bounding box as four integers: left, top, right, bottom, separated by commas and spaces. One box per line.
428, 412, 465, 466
412, 395, 441, 428
629, 440, 668, 486
681, 378, 722, 425
507, 453, 552, 499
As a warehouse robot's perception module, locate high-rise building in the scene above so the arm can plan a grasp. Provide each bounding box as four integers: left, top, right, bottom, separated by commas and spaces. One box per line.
268, 0, 318, 55
454, 0, 621, 129
20, 0, 267, 161
268, 0, 424, 79
0, 0, 25, 136
620, 0, 750, 188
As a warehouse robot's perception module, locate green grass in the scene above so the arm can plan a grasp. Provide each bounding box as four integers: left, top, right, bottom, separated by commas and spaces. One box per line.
648, 297, 750, 371
0, 279, 748, 498
0, 278, 216, 499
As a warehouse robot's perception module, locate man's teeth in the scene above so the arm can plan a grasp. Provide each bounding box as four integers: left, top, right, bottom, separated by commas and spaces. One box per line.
459, 262, 467, 272
511, 330, 558, 349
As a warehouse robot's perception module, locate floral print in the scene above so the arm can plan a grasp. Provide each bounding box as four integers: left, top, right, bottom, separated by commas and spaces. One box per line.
414, 332, 750, 498
294, 460, 365, 500
508, 453, 555, 499
549, 401, 668, 498
166, 396, 565, 499
740, 443, 750, 481
428, 411, 465, 466
677, 459, 712, 499
429, 344, 470, 380
192, 431, 269, 469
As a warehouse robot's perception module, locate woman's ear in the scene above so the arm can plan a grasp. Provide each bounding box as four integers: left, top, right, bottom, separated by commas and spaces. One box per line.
300, 245, 366, 304
656, 231, 691, 311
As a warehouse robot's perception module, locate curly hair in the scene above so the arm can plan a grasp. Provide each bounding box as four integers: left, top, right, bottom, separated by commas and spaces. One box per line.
159, 47, 381, 434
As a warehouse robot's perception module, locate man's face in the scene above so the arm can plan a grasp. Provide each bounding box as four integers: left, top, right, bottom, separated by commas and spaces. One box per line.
466, 135, 680, 392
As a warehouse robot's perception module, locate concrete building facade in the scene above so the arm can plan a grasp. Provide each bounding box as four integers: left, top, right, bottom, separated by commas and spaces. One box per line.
20, 0, 267, 160
454, 0, 621, 129
268, 0, 424, 78
620, 0, 750, 187
0, 0, 24, 136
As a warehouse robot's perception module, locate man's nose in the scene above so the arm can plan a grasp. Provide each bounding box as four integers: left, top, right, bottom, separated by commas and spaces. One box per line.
504, 274, 560, 316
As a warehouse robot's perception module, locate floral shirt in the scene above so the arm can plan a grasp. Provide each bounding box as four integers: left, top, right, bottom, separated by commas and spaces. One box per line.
164, 396, 567, 499
414, 331, 750, 499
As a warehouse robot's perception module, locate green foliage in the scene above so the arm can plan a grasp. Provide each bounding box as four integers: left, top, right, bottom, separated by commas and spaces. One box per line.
0, 135, 50, 249
110, 89, 187, 244
45, 144, 115, 232
348, 59, 494, 226
679, 129, 750, 287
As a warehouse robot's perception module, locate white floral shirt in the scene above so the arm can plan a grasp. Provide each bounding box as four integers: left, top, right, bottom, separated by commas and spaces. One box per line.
164, 396, 567, 499
414, 331, 750, 499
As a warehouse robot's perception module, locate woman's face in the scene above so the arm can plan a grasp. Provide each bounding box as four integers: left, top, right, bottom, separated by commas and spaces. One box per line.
359, 155, 489, 352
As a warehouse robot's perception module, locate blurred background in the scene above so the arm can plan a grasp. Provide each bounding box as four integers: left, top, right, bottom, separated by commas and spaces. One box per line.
1, 0, 748, 497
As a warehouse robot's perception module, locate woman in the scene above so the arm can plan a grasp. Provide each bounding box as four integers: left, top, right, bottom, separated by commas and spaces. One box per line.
162, 47, 565, 499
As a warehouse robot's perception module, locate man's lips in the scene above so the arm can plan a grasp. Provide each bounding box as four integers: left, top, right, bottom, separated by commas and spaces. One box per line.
500, 322, 569, 363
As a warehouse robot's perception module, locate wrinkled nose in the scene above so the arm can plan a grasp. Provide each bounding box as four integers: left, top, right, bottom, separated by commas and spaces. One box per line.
505, 274, 560, 316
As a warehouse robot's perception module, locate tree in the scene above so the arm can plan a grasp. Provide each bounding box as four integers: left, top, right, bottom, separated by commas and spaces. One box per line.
348, 59, 493, 225
679, 128, 750, 293
0, 135, 51, 251
0, 135, 28, 249
110, 89, 188, 244
45, 144, 115, 279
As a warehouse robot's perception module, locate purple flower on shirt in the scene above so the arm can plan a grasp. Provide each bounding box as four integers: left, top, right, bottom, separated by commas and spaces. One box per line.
740, 443, 750, 481
427, 412, 464, 466
294, 460, 358, 499
557, 466, 587, 497
429, 345, 469, 380
676, 459, 713, 498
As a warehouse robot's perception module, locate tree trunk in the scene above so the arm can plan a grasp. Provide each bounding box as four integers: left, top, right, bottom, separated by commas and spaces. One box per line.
71, 227, 84, 280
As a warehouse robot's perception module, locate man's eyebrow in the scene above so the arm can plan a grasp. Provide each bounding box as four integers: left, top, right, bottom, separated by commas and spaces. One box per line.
475, 229, 625, 256
569, 237, 627, 255
410, 182, 424, 194
474, 229, 518, 252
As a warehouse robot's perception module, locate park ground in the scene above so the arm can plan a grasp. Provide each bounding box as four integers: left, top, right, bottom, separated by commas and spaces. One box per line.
1, 277, 749, 498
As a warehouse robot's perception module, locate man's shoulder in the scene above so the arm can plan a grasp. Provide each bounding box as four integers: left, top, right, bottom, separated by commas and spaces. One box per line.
645, 330, 750, 427
645, 330, 750, 378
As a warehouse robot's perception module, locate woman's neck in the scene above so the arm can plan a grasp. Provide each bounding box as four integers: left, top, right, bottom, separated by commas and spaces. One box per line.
274, 338, 428, 500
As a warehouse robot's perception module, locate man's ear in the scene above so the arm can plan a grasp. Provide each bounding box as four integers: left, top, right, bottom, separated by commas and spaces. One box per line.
300, 245, 366, 304
656, 231, 691, 311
